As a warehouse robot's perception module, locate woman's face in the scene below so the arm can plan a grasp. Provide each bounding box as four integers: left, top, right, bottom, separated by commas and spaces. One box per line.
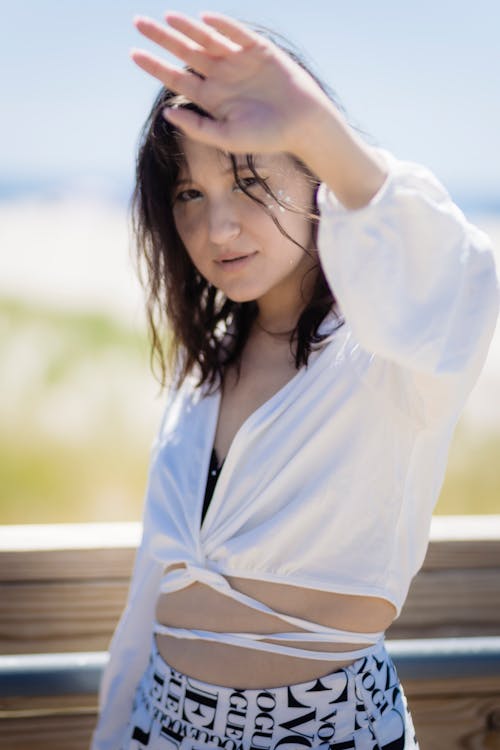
172, 137, 317, 309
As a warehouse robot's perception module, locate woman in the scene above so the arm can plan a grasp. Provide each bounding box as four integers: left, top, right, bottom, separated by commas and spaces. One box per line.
92, 11, 499, 750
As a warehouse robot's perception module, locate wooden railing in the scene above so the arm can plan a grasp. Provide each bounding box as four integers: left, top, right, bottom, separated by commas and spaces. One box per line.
1, 516, 499, 749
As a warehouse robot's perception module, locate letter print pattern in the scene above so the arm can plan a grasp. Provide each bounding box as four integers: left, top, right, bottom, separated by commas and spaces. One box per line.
121, 639, 419, 750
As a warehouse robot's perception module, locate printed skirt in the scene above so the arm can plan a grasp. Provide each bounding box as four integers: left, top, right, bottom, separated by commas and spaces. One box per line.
121, 636, 420, 749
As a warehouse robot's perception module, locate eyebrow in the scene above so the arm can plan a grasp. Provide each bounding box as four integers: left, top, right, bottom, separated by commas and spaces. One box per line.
176, 162, 260, 186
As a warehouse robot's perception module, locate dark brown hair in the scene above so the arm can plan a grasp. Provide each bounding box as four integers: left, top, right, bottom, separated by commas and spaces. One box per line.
132, 26, 358, 392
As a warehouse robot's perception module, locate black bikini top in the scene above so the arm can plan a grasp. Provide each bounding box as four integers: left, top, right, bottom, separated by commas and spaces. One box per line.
201, 448, 224, 526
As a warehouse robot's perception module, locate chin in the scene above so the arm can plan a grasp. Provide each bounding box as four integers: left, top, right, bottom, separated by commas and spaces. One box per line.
221, 286, 263, 304
224, 293, 258, 304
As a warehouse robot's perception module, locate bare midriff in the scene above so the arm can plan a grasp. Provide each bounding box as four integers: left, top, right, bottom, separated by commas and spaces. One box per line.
155, 564, 397, 689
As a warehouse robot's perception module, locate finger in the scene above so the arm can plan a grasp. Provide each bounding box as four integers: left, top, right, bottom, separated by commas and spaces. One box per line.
200, 12, 262, 49
162, 107, 235, 150
134, 16, 213, 76
165, 12, 240, 56
130, 48, 206, 104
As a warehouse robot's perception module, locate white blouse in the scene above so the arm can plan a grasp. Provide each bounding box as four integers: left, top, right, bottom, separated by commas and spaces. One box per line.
91, 148, 499, 750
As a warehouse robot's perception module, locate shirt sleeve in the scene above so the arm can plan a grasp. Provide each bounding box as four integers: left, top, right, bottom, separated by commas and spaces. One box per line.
316, 147, 500, 426
90, 528, 165, 750
90, 389, 178, 750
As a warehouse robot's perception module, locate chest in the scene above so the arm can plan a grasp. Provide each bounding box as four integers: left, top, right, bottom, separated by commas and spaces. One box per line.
214, 345, 299, 461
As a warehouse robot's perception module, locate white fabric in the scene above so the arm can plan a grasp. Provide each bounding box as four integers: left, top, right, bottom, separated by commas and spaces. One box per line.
91, 147, 499, 749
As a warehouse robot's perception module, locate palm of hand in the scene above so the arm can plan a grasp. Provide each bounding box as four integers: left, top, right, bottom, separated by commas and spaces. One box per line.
132, 12, 326, 154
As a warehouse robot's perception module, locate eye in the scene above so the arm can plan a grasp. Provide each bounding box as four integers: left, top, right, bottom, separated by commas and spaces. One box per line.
239, 176, 258, 188
234, 176, 266, 192
175, 188, 202, 203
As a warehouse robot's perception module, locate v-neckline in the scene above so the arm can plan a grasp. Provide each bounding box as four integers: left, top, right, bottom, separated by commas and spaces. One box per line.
212, 447, 224, 469
197, 312, 345, 537
196, 350, 323, 535
198, 361, 309, 536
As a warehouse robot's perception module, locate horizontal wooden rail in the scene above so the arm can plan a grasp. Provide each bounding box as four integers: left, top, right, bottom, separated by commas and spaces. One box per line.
0, 517, 499, 750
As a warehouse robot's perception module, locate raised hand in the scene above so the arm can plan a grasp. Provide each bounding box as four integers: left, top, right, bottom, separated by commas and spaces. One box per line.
131, 11, 332, 156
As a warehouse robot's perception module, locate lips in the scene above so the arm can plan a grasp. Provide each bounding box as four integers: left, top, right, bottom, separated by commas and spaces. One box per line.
215, 251, 258, 268
217, 251, 255, 262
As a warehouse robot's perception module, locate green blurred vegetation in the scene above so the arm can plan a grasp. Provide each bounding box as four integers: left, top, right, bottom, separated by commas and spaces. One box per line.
0, 296, 161, 523
435, 423, 500, 515
0, 296, 498, 524
0, 433, 149, 523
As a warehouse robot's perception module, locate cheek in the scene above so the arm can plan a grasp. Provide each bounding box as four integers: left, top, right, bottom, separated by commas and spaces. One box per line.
174, 209, 205, 257
272, 212, 314, 254
260, 182, 315, 249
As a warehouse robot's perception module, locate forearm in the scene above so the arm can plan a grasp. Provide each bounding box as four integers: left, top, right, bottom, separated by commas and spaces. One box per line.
293, 98, 389, 210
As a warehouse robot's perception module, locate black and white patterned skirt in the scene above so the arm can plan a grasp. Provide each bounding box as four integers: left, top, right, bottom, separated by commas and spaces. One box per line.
121, 636, 419, 749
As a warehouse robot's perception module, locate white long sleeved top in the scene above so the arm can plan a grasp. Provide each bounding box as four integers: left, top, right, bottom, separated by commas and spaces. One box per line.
91, 148, 499, 750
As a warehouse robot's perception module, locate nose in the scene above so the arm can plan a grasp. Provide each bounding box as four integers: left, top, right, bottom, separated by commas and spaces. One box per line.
207, 199, 241, 245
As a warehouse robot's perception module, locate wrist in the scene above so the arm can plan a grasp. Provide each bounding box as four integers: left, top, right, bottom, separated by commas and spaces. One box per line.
291, 98, 389, 210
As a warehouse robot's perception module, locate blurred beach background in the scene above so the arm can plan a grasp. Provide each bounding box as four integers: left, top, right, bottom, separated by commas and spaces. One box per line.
1, 0, 499, 523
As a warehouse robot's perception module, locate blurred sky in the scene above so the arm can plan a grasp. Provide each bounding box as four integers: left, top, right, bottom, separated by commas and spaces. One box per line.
2, 0, 500, 201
